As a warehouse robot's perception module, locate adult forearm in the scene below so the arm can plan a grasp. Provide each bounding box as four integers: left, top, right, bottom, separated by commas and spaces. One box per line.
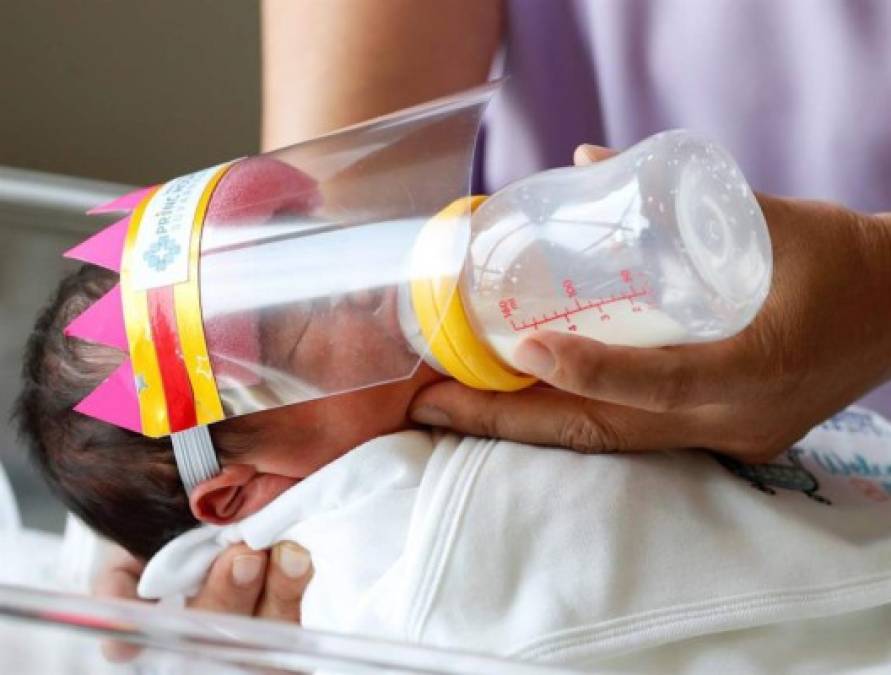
260, 0, 502, 152
857, 209, 891, 382
410, 146, 891, 461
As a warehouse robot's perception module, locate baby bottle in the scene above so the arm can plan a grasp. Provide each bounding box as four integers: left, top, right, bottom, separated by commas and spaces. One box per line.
404, 129, 772, 391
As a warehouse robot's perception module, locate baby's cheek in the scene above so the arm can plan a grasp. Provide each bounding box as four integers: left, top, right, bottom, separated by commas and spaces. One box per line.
260, 315, 299, 370
330, 308, 416, 378
285, 309, 406, 390
288, 320, 336, 386
259, 298, 420, 430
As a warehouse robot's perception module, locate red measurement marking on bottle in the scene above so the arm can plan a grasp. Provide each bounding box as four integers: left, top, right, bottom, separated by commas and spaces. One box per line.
499, 297, 518, 319
564, 309, 578, 331
562, 279, 577, 298
628, 287, 644, 313
508, 287, 649, 333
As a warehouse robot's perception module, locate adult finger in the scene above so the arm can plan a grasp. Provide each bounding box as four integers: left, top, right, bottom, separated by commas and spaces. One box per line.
410, 379, 699, 453
511, 332, 729, 412
93, 548, 144, 602
188, 544, 268, 615
94, 547, 147, 663
255, 542, 313, 623
573, 143, 617, 165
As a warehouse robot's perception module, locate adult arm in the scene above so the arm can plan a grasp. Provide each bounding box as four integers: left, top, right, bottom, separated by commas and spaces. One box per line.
411, 145, 891, 462
261, 0, 503, 150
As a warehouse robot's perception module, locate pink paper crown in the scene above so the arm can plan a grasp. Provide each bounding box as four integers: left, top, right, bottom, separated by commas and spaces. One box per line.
63, 187, 157, 433
65, 157, 323, 436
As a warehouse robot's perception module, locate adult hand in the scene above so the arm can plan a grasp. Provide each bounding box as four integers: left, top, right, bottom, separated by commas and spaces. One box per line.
411, 144, 891, 462
94, 541, 312, 662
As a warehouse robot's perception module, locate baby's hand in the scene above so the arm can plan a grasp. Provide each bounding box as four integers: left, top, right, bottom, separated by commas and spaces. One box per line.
94, 541, 312, 662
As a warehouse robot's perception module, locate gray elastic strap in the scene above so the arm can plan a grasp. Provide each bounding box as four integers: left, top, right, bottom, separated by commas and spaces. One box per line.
171, 425, 220, 494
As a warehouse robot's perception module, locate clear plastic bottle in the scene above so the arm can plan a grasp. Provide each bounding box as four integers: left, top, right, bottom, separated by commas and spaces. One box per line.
401, 129, 772, 390
458, 129, 772, 372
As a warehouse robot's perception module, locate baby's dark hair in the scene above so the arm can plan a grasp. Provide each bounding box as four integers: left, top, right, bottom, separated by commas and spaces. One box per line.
14, 265, 235, 560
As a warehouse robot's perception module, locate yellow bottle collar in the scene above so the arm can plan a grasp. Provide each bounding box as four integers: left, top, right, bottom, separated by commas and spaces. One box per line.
410, 196, 536, 392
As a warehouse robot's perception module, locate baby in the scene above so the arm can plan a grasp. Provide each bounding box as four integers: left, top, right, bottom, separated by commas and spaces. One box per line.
15, 258, 443, 561
15, 155, 446, 561
17, 259, 891, 668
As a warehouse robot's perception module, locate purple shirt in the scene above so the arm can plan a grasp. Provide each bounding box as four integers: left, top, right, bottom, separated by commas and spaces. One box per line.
482, 0, 891, 414
485, 0, 891, 212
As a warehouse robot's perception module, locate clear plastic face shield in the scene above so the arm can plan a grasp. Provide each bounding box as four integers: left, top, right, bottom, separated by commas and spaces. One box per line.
66, 83, 498, 440
67, 80, 773, 452
199, 91, 486, 422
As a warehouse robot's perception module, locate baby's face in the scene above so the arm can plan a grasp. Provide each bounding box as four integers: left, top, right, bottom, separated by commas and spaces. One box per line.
224, 286, 444, 484
261, 287, 421, 397
198, 273, 448, 524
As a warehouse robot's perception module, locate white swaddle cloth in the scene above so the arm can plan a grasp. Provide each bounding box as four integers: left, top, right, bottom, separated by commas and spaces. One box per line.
138, 431, 430, 629
139, 407, 891, 667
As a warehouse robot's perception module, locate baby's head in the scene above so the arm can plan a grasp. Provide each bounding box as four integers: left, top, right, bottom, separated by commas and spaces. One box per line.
16, 264, 442, 559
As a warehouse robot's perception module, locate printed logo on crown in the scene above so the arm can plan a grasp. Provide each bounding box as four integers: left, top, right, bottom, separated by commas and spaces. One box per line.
144, 235, 182, 272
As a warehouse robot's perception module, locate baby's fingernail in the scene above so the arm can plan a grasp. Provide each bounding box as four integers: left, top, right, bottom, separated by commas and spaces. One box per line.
232, 554, 264, 587
411, 405, 451, 428
514, 339, 555, 377
276, 543, 311, 579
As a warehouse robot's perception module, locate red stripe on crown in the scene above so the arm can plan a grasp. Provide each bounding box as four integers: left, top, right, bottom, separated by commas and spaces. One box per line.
147, 287, 198, 432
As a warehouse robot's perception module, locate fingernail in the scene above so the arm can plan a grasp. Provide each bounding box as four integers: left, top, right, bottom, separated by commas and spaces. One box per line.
574, 144, 599, 165
232, 554, 264, 587
411, 405, 451, 428
275, 543, 311, 579
514, 339, 555, 377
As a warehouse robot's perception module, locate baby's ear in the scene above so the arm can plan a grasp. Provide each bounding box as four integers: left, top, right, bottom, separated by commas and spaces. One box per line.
189, 465, 257, 525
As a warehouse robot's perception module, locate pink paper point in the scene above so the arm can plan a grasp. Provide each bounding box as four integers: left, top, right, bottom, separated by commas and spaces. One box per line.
63, 215, 130, 272
64, 284, 128, 352
87, 186, 155, 215
73, 360, 142, 434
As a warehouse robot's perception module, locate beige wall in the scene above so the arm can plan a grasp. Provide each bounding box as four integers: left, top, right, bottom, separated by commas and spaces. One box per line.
0, 1, 261, 530
0, 0, 260, 185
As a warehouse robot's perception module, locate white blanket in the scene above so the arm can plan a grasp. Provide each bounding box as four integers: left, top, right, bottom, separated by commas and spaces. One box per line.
140, 407, 891, 668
